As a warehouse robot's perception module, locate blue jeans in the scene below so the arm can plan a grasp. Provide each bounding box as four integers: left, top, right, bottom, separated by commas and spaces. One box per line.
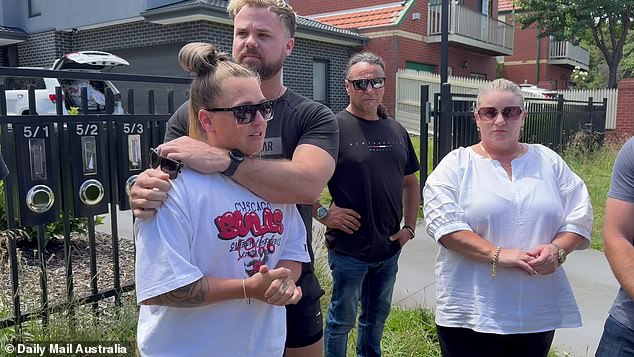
324, 250, 400, 357
596, 315, 634, 356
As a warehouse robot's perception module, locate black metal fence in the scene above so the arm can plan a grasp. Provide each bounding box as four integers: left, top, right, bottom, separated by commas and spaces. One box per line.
422, 84, 607, 174
0, 67, 190, 332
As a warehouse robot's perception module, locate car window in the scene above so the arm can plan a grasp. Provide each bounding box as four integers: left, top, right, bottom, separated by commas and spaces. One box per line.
4, 77, 46, 90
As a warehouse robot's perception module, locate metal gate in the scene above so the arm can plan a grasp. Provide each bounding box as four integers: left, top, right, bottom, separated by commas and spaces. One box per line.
418, 83, 608, 189
0, 67, 190, 331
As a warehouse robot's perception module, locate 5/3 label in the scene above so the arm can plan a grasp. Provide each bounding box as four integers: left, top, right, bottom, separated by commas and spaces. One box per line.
123, 123, 144, 134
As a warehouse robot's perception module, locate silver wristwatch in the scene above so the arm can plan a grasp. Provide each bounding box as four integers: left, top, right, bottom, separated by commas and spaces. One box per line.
316, 206, 329, 221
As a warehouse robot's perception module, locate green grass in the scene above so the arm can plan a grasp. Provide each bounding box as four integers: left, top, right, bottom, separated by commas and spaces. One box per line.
563, 140, 619, 250
0, 299, 137, 352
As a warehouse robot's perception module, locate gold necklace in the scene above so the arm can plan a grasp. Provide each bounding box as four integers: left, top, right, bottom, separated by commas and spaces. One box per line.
479, 143, 526, 162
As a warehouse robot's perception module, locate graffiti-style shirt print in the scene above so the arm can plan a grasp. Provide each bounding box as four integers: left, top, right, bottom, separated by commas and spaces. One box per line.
215, 207, 285, 276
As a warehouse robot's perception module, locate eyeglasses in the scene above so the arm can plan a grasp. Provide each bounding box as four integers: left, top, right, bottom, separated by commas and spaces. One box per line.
477, 106, 523, 121
347, 77, 386, 91
205, 100, 275, 125
149, 148, 184, 180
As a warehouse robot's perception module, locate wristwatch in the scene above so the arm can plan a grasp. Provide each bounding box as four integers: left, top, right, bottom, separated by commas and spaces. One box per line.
316, 206, 329, 221
221, 150, 245, 177
551, 243, 567, 266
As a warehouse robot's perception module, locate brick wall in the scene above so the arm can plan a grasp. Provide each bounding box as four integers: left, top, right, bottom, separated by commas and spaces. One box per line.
506, 22, 540, 62
12, 20, 351, 115
612, 79, 634, 140
541, 64, 571, 90
285, 37, 354, 113
17, 31, 64, 67
502, 19, 573, 89
503, 61, 572, 90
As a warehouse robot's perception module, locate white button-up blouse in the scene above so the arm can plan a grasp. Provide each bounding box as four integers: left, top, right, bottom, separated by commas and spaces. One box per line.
423, 144, 593, 334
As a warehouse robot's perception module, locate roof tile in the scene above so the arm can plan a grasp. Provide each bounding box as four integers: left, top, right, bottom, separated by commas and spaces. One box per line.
312, 5, 404, 29
498, 0, 519, 12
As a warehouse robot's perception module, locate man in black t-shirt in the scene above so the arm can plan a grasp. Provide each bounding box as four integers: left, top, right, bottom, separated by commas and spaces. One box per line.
312, 52, 420, 357
130, 1, 337, 356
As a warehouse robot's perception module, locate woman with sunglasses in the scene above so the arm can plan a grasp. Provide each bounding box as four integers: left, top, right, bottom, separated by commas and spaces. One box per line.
134, 42, 310, 357
422, 79, 593, 357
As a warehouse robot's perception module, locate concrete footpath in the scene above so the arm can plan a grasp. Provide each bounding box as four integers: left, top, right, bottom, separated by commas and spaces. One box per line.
393, 223, 620, 357
98, 211, 619, 357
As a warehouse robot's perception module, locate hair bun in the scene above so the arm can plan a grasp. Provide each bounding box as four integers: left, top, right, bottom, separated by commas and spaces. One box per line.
178, 42, 230, 76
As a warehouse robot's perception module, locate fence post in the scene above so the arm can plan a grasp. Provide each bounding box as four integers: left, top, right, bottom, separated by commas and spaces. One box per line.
555, 94, 564, 151
600, 97, 607, 144
438, 83, 452, 165
586, 96, 594, 132
420, 85, 429, 194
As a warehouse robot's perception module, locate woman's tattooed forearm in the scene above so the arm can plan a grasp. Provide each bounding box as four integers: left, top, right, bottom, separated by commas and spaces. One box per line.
154, 278, 209, 307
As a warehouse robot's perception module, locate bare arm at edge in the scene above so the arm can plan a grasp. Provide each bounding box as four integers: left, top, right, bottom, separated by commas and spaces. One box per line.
603, 197, 634, 300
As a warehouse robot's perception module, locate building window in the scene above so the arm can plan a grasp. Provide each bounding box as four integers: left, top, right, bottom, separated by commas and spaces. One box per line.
470, 73, 487, 80
29, 0, 42, 17
313, 60, 328, 104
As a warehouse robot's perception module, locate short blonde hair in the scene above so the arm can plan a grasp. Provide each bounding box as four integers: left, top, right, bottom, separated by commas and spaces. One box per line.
227, 0, 297, 38
476, 78, 525, 110
178, 42, 259, 141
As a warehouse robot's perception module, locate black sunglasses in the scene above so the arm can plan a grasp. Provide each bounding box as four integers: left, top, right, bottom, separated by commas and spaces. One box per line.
205, 100, 275, 125
477, 106, 523, 121
347, 77, 385, 91
149, 148, 184, 180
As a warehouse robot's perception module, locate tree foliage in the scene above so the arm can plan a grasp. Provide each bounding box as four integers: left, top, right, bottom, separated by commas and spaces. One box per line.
515, 0, 634, 88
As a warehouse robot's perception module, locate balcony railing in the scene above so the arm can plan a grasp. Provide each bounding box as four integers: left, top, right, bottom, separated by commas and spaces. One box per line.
427, 1, 513, 55
549, 39, 590, 70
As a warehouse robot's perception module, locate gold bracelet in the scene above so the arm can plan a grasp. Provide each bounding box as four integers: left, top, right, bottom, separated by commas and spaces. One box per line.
242, 279, 250, 304
490, 246, 501, 279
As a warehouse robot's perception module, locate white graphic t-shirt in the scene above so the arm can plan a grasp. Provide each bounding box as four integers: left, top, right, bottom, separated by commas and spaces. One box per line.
135, 168, 310, 357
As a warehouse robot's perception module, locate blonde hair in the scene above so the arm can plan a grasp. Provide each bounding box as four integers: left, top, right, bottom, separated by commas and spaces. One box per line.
178, 42, 258, 141
476, 78, 525, 110
227, 0, 297, 38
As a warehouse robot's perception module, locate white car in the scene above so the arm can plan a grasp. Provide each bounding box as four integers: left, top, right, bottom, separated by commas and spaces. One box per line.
3, 51, 129, 115
519, 84, 557, 99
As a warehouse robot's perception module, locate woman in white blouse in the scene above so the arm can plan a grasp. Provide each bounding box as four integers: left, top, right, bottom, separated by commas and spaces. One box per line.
423, 78, 593, 357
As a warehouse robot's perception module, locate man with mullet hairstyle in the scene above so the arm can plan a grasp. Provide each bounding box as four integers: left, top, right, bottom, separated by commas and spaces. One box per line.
313, 52, 420, 357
